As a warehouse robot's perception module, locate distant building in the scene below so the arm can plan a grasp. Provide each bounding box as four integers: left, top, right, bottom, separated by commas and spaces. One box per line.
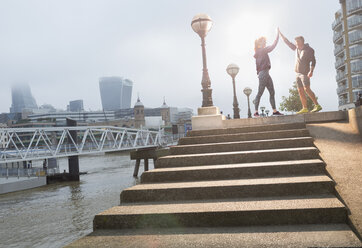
332, 0, 362, 110
145, 116, 164, 129
134, 97, 145, 128
121, 79, 133, 109
10, 83, 38, 113
173, 108, 193, 123
28, 111, 115, 125
99, 77, 133, 111
69, 100, 84, 112
0, 112, 22, 125
114, 98, 193, 129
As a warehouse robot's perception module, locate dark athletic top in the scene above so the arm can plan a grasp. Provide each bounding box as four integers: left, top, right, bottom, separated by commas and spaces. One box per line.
254, 33, 279, 74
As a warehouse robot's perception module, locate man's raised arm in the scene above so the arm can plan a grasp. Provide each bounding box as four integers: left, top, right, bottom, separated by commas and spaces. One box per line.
279, 31, 296, 51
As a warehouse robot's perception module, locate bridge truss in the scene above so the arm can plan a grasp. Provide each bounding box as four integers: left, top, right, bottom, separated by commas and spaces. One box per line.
0, 126, 170, 164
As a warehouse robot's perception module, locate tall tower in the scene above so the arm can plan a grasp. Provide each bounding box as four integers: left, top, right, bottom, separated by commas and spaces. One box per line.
99, 77, 133, 111
160, 97, 170, 125
10, 83, 38, 113
134, 96, 145, 128
332, 0, 362, 110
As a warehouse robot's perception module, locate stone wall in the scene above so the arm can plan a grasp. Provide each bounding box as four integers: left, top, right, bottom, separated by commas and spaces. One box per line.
348, 106, 362, 137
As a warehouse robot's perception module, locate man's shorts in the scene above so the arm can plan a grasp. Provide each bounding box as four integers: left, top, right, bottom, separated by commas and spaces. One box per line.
296, 73, 310, 88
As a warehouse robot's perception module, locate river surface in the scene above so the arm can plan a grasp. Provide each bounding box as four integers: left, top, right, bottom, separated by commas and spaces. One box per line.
0, 152, 147, 248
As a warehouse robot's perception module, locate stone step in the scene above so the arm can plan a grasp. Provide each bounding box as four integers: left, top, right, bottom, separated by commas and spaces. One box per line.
171, 137, 314, 155
121, 175, 334, 203
93, 195, 346, 229
142, 159, 326, 183
187, 122, 307, 137
66, 224, 362, 248
155, 147, 320, 169
179, 129, 310, 145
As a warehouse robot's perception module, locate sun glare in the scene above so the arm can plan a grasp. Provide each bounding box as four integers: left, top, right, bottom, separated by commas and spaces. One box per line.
226, 12, 278, 55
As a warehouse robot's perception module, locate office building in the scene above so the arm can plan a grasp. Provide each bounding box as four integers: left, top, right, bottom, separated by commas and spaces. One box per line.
99, 77, 133, 111
69, 100, 84, 112
332, 0, 362, 110
121, 79, 133, 109
10, 83, 38, 113
28, 111, 115, 125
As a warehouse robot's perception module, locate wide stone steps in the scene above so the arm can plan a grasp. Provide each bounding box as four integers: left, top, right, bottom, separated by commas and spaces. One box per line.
67, 224, 362, 248
121, 175, 334, 203
94, 195, 346, 229
67, 122, 361, 247
179, 129, 310, 145
187, 122, 307, 137
142, 159, 326, 183
156, 147, 320, 168
171, 137, 314, 155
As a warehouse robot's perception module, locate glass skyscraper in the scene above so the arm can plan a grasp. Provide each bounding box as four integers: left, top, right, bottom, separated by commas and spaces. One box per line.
99, 77, 133, 111
10, 83, 38, 113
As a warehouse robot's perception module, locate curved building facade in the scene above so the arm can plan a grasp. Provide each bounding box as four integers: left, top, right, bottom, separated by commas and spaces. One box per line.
99, 77, 133, 111
332, 0, 362, 110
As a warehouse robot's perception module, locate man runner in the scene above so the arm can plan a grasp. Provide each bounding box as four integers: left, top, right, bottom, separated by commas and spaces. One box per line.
279, 31, 322, 113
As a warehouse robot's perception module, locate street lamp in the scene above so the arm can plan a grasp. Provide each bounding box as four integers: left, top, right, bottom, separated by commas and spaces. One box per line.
226, 63, 240, 119
265, 109, 270, 117
243, 87, 252, 118
191, 14, 213, 107
260, 106, 266, 117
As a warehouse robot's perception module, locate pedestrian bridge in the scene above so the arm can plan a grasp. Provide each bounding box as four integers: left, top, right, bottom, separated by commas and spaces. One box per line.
0, 126, 171, 164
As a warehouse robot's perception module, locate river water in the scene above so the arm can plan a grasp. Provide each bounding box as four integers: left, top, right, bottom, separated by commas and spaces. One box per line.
0, 152, 146, 248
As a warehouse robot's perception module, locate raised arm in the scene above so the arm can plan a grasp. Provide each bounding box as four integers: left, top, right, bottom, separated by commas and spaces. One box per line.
264, 30, 279, 53
279, 31, 296, 51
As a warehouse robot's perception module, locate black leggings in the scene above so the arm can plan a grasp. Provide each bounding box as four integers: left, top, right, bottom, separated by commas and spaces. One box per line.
254, 70, 276, 111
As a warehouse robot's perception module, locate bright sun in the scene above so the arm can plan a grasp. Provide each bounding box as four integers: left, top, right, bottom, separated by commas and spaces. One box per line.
226, 12, 278, 54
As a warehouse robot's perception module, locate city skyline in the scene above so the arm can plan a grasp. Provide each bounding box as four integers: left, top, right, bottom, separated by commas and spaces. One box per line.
0, 0, 341, 117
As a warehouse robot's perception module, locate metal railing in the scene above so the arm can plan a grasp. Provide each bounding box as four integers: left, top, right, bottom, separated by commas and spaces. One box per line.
333, 31, 343, 42
0, 167, 59, 178
336, 72, 347, 82
334, 44, 344, 56
347, 0, 362, 15
335, 57, 345, 69
352, 75, 362, 88
350, 45, 362, 58
337, 85, 348, 95
351, 60, 362, 73
349, 30, 362, 44
332, 17, 342, 30
348, 15, 362, 29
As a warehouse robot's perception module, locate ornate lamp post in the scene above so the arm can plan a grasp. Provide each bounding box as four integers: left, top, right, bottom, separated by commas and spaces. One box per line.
191, 14, 213, 107
243, 87, 252, 118
260, 106, 266, 117
226, 63, 240, 119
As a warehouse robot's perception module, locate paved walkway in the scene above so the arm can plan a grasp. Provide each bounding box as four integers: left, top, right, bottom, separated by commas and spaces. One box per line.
307, 122, 362, 237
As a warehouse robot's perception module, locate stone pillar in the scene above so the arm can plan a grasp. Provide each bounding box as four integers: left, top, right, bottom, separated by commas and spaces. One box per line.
191, 106, 225, 131
66, 118, 79, 181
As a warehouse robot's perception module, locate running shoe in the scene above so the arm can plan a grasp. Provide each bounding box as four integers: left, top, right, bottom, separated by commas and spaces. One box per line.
253, 112, 260, 117
311, 104, 322, 113
272, 111, 284, 116
296, 108, 309, 114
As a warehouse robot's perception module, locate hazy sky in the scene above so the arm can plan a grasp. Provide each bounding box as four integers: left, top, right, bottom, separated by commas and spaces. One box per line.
0, 0, 340, 117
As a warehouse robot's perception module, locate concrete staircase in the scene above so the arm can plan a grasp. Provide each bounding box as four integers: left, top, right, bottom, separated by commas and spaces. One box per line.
69, 122, 361, 247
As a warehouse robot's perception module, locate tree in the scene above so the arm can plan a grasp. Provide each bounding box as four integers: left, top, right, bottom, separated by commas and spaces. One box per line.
279, 82, 316, 113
